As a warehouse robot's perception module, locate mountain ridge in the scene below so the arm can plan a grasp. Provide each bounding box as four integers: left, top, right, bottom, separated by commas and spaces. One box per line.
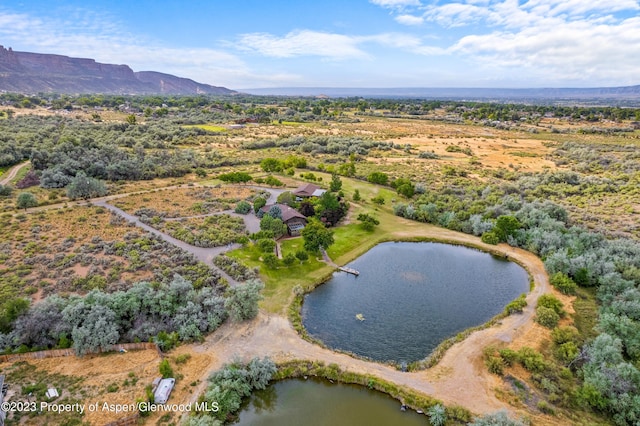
0, 46, 235, 95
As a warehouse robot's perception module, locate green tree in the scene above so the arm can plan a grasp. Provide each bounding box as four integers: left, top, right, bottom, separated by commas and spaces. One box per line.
353, 189, 361, 201
277, 191, 295, 206
260, 158, 283, 172
125, 114, 137, 125
66, 172, 108, 200
329, 174, 342, 192
494, 215, 521, 242
302, 218, 334, 253
16, 192, 37, 210
259, 214, 287, 238
0, 298, 30, 333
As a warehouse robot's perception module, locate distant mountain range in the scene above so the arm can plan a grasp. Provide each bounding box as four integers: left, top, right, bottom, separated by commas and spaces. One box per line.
243, 86, 640, 103
0, 46, 235, 95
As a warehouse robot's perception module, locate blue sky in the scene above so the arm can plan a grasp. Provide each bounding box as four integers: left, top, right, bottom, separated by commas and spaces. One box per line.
1, 0, 640, 89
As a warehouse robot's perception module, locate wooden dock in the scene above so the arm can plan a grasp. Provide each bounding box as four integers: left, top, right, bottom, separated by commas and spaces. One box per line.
338, 266, 360, 276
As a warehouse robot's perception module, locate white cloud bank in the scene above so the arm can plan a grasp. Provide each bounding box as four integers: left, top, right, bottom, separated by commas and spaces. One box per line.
372, 0, 640, 85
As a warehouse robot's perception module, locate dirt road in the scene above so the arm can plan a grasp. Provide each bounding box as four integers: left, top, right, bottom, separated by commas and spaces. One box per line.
0, 161, 30, 185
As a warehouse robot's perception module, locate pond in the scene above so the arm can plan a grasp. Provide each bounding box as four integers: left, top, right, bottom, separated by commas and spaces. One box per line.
236, 378, 427, 426
302, 242, 529, 363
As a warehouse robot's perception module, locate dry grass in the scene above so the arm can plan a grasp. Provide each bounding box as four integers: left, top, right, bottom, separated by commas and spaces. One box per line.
112, 186, 256, 216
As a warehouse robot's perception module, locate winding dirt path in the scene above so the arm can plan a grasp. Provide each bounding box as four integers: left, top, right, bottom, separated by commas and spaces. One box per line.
184, 224, 550, 418
0, 160, 30, 185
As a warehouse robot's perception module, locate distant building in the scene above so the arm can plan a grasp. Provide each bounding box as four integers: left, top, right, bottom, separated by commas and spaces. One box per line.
260, 203, 308, 236
293, 183, 326, 199
154, 378, 175, 404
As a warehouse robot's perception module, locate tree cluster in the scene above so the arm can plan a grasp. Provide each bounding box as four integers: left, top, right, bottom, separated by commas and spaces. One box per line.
0, 275, 264, 355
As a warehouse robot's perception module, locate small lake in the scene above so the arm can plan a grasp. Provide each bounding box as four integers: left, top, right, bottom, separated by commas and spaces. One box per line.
302, 242, 529, 363
236, 378, 426, 426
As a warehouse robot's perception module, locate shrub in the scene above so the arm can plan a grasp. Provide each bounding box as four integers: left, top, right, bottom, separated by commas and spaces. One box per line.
498, 348, 519, 366
159, 359, 174, 378
517, 347, 547, 373
353, 189, 361, 201
469, 410, 529, 426
367, 171, 389, 185
234, 200, 251, 214
283, 253, 296, 266
549, 272, 577, 295
427, 403, 447, 426
224, 280, 264, 322
537, 294, 564, 317
504, 294, 527, 314
536, 305, 560, 328
263, 253, 279, 269
257, 238, 276, 253
295, 250, 309, 263
253, 197, 267, 213
0, 184, 12, 196
485, 355, 505, 375
551, 326, 580, 345
66, 172, 108, 200
481, 231, 500, 245
371, 195, 385, 205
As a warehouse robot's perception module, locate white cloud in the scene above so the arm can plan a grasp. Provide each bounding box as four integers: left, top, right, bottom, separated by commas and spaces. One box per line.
395, 14, 425, 25
236, 30, 369, 59
370, 0, 422, 8
452, 16, 640, 84
423, 3, 491, 27
522, 0, 640, 17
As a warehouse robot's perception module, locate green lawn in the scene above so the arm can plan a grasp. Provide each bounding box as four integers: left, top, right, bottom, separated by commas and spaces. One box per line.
227, 237, 333, 313
184, 124, 228, 132
226, 174, 423, 313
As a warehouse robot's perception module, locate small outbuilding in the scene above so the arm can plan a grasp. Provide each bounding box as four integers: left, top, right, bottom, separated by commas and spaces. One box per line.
293, 183, 326, 199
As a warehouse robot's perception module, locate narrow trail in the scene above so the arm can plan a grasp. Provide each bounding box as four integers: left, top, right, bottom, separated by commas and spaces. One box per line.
185, 225, 551, 418
0, 161, 30, 185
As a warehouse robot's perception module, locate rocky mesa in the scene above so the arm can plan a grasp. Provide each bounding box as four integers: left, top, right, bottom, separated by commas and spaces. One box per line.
0, 46, 236, 95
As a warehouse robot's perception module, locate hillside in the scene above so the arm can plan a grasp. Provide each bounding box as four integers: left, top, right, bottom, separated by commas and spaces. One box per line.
0, 45, 235, 95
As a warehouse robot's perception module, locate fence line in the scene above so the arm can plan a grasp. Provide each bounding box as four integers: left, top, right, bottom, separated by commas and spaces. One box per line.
0, 342, 158, 363
104, 412, 140, 426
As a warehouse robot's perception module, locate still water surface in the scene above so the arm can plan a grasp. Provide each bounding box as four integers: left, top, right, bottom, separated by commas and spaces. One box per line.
236, 378, 426, 426
302, 242, 529, 363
